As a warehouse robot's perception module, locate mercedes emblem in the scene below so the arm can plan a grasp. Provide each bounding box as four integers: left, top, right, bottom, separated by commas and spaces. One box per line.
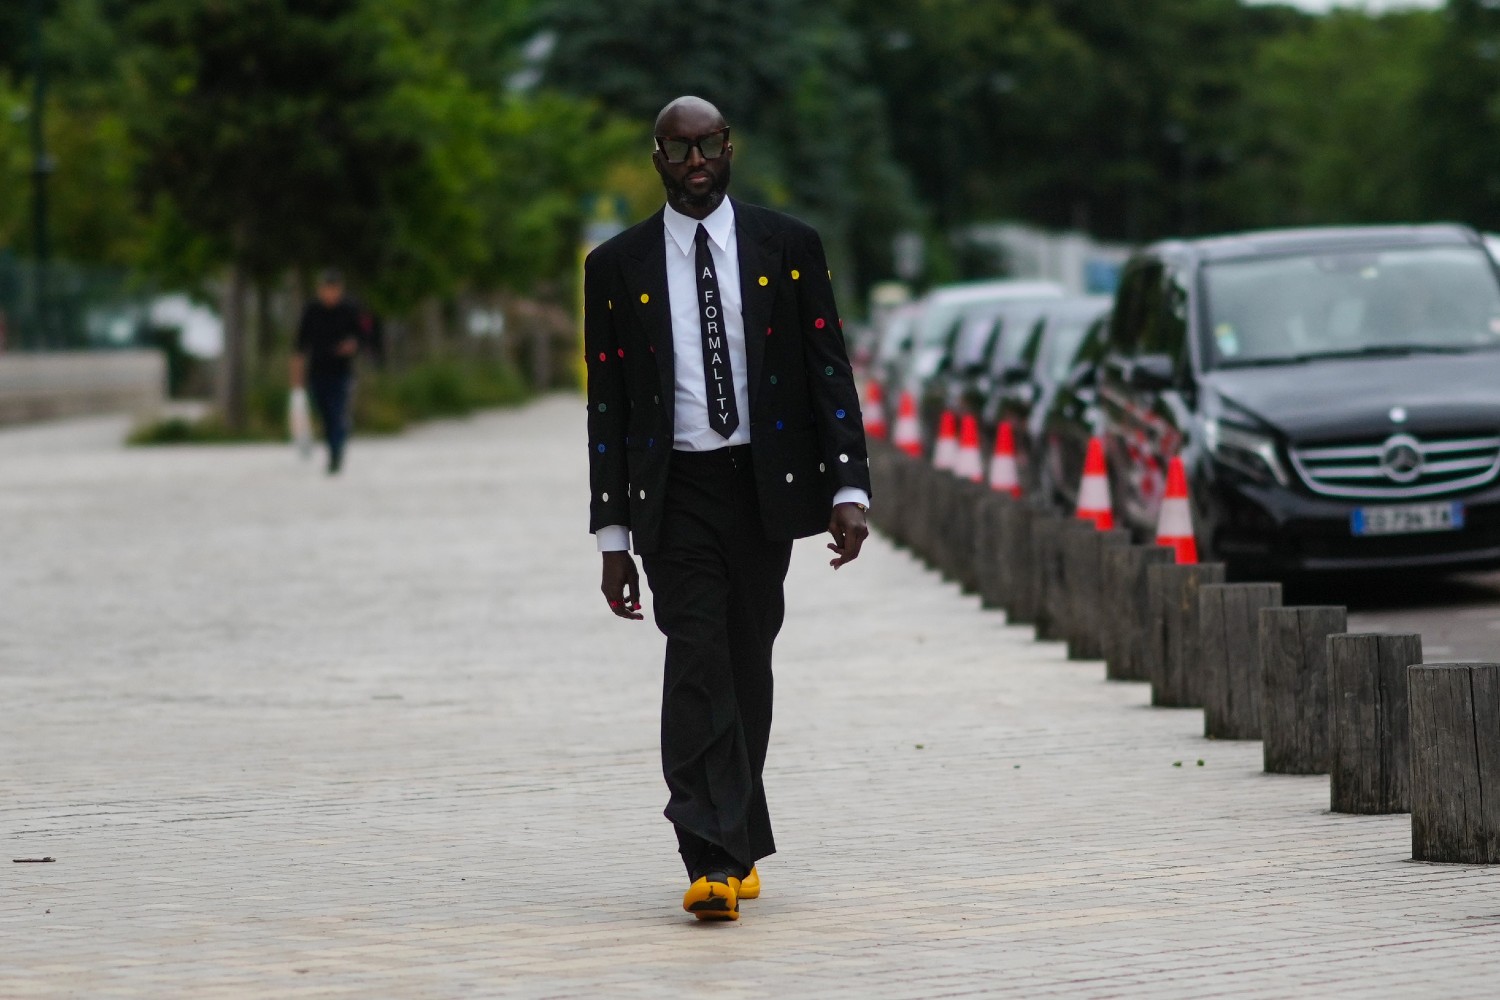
1380, 434, 1423, 484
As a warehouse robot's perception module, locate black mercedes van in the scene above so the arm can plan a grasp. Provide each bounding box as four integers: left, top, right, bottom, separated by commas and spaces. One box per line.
1097, 224, 1500, 576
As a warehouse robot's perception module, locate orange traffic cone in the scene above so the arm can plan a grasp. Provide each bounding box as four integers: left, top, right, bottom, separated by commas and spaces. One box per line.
932, 410, 958, 471
954, 414, 983, 482
1155, 456, 1197, 564
893, 391, 922, 457
1076, 436, 1114, 531
988, 421, 1021, 497
864, 380, 888, 440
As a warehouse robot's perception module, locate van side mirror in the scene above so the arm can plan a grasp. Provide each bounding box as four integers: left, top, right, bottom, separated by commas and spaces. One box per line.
1127, 355, 1175, 390
1068, 360, 1099, 389
999, 362, 1030, 386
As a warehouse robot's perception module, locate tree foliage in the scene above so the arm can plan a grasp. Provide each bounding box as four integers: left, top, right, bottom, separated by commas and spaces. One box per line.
3, 0, 1499, 311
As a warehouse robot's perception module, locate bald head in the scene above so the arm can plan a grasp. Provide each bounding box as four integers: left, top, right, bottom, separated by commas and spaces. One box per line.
652, 95, 733, 220
655, 96, 726, 136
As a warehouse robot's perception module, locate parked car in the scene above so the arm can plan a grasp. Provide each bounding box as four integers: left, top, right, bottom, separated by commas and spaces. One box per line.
982, 295, 1113, 494
897, 280, 1066, 449
1097, 224, 1500, 577
920, 292, 1071, 446
871, 300, 923, 426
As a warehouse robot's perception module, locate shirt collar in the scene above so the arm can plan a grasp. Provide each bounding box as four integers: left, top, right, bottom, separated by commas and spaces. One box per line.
663, 198, 735, 258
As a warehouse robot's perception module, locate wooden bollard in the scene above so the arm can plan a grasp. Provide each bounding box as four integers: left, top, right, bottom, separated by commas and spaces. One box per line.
1003, 503, 1044, 626
908, 464, 940, 566
867, 443, 899, 542
1199, 582, 1282, 739
1328, 632, 1420, 814
1259, 606, 1346, 774
1410, 663, 1500, 863
1146, 562, 1226, 707
890, 454, 917, 549
1064, 527, 1130, 660
1043, 521, 1092, 646
954, 480, 988, 595
1031, 516, 1070, 642
974, 493, 1010, 610
1102, 544, 1174, 682
937, 474, 968, 582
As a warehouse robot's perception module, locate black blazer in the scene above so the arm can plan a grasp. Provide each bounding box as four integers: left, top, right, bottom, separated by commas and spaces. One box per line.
585, 199, 871, 555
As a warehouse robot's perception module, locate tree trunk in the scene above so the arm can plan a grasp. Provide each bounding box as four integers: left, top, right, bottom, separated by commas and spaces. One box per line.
219, 261, 249, 433
254, 279, 275, 378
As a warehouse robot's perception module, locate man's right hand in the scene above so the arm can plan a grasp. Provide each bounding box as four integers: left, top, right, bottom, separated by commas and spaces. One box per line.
601, 551, 644, 620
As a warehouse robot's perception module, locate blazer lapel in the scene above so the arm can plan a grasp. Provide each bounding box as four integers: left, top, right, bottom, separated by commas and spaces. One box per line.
625, 211, 675, 428
735, 200, 777, 408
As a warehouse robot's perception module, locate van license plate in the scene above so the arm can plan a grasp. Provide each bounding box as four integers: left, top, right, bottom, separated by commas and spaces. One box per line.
1351, 502, 1464, 536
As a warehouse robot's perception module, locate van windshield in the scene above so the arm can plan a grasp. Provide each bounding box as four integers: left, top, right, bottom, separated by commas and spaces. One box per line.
1201, 245, 1500, 369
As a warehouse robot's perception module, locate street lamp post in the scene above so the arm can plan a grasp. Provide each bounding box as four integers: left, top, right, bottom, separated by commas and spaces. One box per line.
28, 0, 53, 349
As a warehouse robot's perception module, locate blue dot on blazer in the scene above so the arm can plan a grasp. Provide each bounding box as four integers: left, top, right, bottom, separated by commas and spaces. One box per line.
597, 444, 606, 453
776, 420, 784, 430
836, 409, 846, 419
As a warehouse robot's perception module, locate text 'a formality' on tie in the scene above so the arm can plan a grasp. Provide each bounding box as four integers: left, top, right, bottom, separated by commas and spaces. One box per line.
696, 224, 739, 438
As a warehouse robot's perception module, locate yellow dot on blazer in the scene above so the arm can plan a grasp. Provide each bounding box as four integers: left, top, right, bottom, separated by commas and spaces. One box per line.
607, 300, 613, 310
639, 293, 649, 304
758, 276, 768, 286
791, 269, 801, 280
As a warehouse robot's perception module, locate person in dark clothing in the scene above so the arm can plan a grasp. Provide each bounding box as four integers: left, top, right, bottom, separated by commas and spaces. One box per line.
291, 270, 362, 474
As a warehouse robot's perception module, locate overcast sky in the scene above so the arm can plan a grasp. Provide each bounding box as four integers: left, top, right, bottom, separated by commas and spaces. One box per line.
1246, 0, 1442, 11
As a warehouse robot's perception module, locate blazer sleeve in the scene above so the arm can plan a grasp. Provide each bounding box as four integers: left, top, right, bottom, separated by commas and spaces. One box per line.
584, 249, 631, 534
793, 228, 872, 498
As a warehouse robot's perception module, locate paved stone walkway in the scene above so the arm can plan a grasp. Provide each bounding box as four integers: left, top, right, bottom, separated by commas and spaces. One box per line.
2, 396, 1498, 999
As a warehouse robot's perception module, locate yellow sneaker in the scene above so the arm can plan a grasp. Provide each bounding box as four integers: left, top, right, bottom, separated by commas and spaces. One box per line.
737, 866, 760, 900
682, 874, 739, 921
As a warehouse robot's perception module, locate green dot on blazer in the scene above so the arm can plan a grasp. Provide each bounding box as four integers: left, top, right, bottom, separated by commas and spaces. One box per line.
770, 375, 777, 385
824, 366, 834, 376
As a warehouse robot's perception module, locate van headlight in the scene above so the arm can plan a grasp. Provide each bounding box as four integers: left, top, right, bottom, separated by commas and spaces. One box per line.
1204, 419, 1288, 486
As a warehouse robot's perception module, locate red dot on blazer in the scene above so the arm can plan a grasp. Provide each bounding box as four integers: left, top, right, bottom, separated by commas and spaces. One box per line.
650, 345, 656, 353
597, 352, 606, 362
617, 348, 625, 358
814, 318, 826, 330
766, 327, 773, 336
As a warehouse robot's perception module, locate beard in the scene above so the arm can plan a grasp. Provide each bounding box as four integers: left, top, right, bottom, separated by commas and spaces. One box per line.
661, 160, 732, 214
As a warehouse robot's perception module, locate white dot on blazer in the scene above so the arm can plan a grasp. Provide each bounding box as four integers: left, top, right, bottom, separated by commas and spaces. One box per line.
839, 454, 849, 463
601, 492, 609, 502
785, 473, 794, 483
819, 463, 826, 473
638, 489, 646, 499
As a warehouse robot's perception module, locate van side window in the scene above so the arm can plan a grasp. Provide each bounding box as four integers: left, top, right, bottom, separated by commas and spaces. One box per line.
1110, 261, 1160, 357
1139, 265, 1189, 366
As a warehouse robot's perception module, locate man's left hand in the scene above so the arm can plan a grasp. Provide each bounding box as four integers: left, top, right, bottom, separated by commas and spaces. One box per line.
827, 502, 869, 569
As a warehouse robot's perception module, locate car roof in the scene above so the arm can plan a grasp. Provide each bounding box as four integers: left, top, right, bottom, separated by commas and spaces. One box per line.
1041, 294, 1113, 320
1146, 224, 1484, 265
922, 279, 1067, 306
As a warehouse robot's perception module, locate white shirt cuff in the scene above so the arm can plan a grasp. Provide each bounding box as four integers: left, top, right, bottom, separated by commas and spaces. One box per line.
832, 487, 871, 511
595, 525, 631, 552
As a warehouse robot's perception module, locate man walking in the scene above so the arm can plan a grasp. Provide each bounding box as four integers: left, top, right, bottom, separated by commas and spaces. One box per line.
585, 96, 871, 921
291, 270, 362, 475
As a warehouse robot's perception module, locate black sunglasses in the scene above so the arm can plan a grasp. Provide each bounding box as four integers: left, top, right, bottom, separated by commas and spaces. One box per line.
654, 127, 730, 164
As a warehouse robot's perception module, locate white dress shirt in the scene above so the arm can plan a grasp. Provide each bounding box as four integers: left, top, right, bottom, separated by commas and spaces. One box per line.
595, 200, 868, 552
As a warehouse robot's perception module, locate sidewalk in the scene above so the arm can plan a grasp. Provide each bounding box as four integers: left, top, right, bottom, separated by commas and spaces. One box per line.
2, 396, 1496, 999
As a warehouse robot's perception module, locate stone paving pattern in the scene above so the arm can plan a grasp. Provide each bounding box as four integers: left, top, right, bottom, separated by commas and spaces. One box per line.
3, 396, 1499, 998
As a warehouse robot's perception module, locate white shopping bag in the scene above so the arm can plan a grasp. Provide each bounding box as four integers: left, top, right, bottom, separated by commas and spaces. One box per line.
289, 387, 314, 459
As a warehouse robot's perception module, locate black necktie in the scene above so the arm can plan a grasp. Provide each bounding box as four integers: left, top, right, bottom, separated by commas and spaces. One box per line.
695, 224, 739, 439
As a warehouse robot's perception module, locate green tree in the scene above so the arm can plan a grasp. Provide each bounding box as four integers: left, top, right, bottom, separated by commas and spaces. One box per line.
1215, 9, 1438, 231
1415, 0, 1500, 229
538, 0, 921, 302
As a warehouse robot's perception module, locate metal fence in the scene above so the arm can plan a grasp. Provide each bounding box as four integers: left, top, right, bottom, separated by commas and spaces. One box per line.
0, 252, 154, 353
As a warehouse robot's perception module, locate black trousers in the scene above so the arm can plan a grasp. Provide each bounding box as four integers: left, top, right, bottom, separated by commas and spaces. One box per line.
641, 445, 793, 878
